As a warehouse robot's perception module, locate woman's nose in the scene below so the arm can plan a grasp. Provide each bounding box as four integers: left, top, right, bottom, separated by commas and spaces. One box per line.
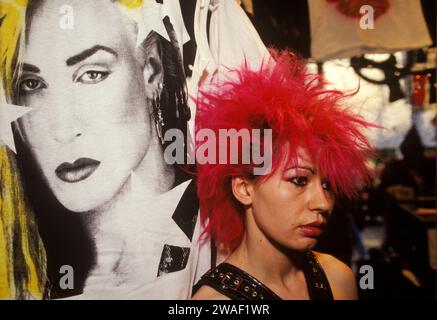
49, 94, 84, 144
308, 179, 332, 214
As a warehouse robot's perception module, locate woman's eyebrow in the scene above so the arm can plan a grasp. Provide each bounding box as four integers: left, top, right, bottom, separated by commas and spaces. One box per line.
66, 45, 118, 66
287, 166, 315, 174
22, 63, 40, 73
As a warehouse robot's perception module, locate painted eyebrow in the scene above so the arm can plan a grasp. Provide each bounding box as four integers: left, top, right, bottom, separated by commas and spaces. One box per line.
287, 166, 315, 174
66, 45, 118, 66
22, 63, 40, 73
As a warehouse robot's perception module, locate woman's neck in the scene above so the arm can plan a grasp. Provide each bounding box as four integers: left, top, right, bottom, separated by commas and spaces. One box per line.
83, 133, 175, 282
225, 209, 306, 296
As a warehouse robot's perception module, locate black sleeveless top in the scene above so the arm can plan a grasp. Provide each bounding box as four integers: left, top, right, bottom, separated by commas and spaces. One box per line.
192, 251, 333, 300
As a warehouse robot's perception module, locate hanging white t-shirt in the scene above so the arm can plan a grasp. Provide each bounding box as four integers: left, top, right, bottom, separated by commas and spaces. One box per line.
319, 55, 413, 150
187, 0, 270, 134
308, 0, 432, 61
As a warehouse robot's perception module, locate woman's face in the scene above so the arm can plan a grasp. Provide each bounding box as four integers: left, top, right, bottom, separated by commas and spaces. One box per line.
247, 149, 335, 251
16, 0, 154, 212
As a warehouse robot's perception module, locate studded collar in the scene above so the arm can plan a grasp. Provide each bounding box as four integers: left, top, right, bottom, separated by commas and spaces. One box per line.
192, 251, 333, 300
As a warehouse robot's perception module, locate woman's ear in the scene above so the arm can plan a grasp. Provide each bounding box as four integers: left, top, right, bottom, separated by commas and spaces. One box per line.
138, 37, 164, 100
231, 176, 253, 206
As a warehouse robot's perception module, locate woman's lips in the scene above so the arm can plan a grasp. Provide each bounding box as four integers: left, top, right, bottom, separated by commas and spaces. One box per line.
299, 221, 325, 237
55, 158, 101, 183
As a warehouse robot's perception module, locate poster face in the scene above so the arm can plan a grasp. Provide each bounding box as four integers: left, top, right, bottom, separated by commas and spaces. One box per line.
1, 0, 205, 299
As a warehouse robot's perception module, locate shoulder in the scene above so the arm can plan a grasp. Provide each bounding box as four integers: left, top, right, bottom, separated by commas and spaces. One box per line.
313, 251, 358, 300
192, 285, 231, 300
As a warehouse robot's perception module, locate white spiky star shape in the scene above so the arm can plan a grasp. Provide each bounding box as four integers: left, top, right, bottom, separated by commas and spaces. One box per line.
0, 103, 31, 153
136, 0, 170, 47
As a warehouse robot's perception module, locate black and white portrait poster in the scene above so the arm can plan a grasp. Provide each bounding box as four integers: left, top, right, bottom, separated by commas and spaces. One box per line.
0, 0, 268, 299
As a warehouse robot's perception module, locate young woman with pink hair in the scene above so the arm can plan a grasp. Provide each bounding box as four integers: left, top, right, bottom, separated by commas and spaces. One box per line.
192, 51, 376, 300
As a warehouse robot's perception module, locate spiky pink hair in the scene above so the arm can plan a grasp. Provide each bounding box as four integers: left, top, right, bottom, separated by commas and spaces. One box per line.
195, 51, 375, 251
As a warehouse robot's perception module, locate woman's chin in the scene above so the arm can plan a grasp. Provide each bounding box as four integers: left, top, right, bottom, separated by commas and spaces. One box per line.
61, 201, 99, 213
280, 237, 318, 253
293, 237, 319, 252
55, 193, 111, 213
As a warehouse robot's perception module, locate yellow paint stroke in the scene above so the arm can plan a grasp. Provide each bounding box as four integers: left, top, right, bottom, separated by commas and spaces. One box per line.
0, 147, 46, 299
119, 0, 143, 9
0, 1, 26, 98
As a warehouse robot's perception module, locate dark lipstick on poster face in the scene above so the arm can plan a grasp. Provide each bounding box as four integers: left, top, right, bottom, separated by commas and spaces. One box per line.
55, 158, 100, 183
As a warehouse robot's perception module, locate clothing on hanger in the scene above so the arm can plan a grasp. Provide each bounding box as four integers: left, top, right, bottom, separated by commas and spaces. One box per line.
351, 54, 405, 103
186, 0, 269, 138
319, 55, 413, 150
308, 0, 432, 61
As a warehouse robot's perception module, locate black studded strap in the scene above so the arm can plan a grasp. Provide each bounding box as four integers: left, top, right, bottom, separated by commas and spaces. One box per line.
192, 251, 334, 300
302, 251, 334, 300
192, 263, 281, 300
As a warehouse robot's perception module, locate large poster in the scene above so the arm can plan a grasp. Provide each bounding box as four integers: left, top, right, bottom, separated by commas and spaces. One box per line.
0, 0, 268, 300
2, 0, 201, 299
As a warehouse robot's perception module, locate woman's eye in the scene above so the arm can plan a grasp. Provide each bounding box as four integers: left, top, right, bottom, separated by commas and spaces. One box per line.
290, 176, 308, 187
322, 179, 332, 191
19, 78, 46, 93
77, 70, 110, 84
